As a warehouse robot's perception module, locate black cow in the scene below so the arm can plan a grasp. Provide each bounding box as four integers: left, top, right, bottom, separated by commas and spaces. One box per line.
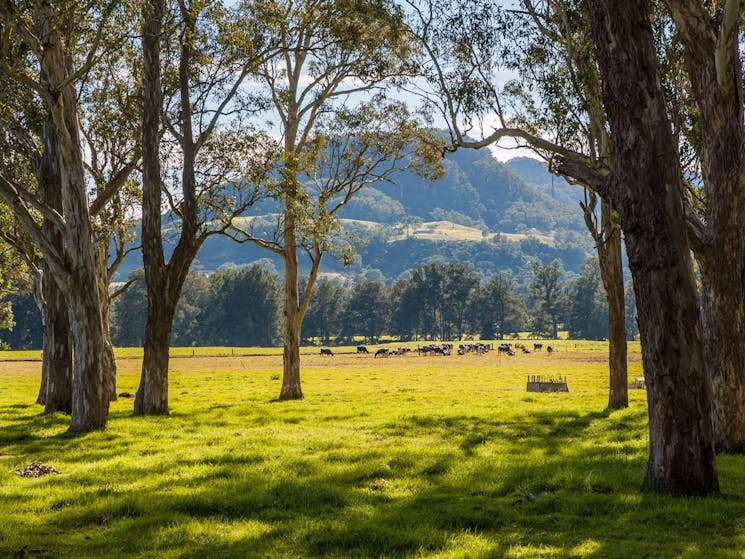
547, 346, 554, 354
533, 343, 543, 351
357, 346, 369, 354
320, 348, 334, 356
374, 348, 389, 358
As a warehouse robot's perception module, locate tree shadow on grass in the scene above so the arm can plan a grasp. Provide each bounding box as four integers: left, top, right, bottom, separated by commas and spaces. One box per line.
3, 406, 744, 558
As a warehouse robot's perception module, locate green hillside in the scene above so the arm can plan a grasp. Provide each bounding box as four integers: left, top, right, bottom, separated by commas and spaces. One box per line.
112, 150, 593, 282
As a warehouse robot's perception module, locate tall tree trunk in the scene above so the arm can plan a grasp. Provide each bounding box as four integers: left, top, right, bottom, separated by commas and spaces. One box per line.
57, 109, 109, 432
32, 269, 47, 406
665, 0, 745, 454
280, 245, 303, 400
97, 247, 117, 402
40, 264, 72, 413
699, 256, 745, 452
599, 202, 628, 409
38, 4, 109, 432
35, 113, 72, 412
135, 290, 175, 415
66, 277, 108, 432
137, 0, 170, 416
587, 0, 717, 495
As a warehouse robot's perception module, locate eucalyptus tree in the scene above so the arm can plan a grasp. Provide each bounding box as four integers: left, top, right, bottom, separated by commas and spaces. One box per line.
511, 0, 745, 444
0, 2, 141, 416
506, 0, 628, 407
655, 0, 745, 454
442, 263, 479, 340
585, 0, 717, 495
79, 35, 142, 403
231, 0, 442, 400
388, 276, 425, 341
0, 67, 74, 413
340, 280, 389, 343
0, 1, 132, 430
409, 0, 719, 493
136, 0, 275, 414
204, 264, 282, 347
567, 258, 607, 340
405, 0, 629, 408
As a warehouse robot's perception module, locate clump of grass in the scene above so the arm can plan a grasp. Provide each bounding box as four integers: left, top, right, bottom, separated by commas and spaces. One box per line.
0, 344, 743, 558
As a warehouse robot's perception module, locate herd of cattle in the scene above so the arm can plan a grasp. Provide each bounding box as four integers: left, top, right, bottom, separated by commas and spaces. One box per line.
319, 342, 554, 357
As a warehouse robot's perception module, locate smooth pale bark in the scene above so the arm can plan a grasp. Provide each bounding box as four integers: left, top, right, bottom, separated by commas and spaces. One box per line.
280, 240, 303, 400
665, 0, 745, 454
599, 202, 628, 409
587, 0, 717, 495
97, 247, 117, 402
37, 3, 109, 431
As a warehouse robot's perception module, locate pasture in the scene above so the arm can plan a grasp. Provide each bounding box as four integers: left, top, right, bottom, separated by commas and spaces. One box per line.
1, 341, 744, 558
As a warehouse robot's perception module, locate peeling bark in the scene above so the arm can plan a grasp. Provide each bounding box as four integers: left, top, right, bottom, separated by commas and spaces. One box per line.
40, 264, 72, 414
35, 114, 72, 413
36, 2, 109, 432
97, 247, 117, 402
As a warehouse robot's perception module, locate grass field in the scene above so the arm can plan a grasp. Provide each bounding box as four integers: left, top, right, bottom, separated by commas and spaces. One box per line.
1, 341, 744, 558
387, 221, 555, 245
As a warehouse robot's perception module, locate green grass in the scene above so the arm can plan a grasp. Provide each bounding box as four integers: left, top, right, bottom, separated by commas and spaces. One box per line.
0, 344, 741, 558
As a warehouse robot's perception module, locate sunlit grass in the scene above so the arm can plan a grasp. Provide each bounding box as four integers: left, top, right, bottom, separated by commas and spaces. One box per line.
0, 343, 740, 558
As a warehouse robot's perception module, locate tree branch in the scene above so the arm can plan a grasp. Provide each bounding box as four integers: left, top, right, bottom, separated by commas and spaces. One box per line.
0, 176, 67, 281
89, 150, 140, 216
110, 277, 139, 300
0, 173, 65, 231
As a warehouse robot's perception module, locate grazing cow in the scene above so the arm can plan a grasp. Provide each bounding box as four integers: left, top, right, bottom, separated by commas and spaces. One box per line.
547, 346, 554, 354
357, 346, 369, 354
374, 348, 389, 358
498, 343, 512, 354
320, 348, 334, 356
522, 347, 531, 354
533, 343, 543, 351
459, 343, 490, 354
418, 344, 451, 356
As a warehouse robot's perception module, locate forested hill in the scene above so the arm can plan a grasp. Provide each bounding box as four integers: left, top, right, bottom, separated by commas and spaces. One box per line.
341, 151, 586, 233
113, 150, 593, 283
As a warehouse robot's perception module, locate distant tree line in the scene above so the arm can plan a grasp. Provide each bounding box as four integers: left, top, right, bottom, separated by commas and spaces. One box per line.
1, 260, 639, 350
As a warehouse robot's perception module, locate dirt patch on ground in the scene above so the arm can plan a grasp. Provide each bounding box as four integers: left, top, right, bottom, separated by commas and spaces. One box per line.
14, 463, 59, 478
